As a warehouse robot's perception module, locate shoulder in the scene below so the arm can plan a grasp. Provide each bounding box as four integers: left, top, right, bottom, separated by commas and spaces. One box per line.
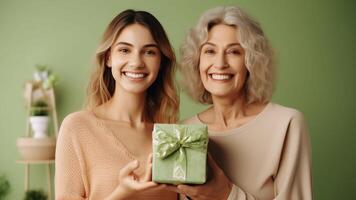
259, 103, 308, 136
58, 110, 98, 141
61, 110, 94, 129
268, 103, 306, 122
268, 103, 309, 140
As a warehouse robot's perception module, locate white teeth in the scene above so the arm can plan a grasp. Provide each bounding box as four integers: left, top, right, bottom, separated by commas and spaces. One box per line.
211, 74, 231, 80
124, 72, 146, 79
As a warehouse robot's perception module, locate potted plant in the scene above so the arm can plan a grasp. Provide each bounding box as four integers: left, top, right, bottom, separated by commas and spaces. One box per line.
33, 65, 49, 82
30, 100, 50, 138
17, 99, 56, 160
33, 64, 57, 89
24, 189, 47, 200
16, 65, 58, 161
0, 175, 10, 199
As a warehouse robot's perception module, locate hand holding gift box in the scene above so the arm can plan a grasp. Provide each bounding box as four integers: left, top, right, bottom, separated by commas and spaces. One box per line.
152, 124, 209, 185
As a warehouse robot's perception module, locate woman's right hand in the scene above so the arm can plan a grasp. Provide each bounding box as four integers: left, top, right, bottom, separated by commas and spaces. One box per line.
107, 154, 160, 200
164, 153, 232, 200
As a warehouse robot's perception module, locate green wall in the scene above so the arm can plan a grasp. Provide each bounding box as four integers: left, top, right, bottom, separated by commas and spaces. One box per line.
1, 0, 355, 199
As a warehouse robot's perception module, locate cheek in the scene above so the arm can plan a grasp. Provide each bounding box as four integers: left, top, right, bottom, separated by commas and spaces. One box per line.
154, 58, 161, 70
199, 55, 214, 75
151, 66, 160, 78
148, 58, 161, 74
229, 56, 244, 66
111, 57, 127, 68
237, 67, 248, 86
199, 64, 207, 79
110, 57, 126, 79
199, 57, 209, 74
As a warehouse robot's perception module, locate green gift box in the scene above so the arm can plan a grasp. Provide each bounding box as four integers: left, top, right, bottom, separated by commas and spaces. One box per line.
152, 124, 209, 185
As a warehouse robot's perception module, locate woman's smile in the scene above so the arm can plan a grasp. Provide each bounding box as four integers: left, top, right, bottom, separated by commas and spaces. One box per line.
122, 71, 149, 80
209, 73, 234, 81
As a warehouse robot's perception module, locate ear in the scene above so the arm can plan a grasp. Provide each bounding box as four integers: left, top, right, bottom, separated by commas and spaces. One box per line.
106, 55, 112, 68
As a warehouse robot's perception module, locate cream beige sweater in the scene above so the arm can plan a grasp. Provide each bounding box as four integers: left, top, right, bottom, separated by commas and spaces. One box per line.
55, 111, 177, 200
183, 103, 312, 200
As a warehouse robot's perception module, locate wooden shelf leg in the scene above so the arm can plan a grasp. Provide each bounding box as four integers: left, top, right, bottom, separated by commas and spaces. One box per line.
46, 164, 52, 200
25, 163, 29, 191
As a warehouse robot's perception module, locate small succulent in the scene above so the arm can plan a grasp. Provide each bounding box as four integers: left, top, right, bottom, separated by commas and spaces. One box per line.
30, 100, 49, 116
33, 65, 58, 89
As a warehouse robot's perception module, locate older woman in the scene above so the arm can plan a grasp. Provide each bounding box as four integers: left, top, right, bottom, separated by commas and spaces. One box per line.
173, 6, 312, 200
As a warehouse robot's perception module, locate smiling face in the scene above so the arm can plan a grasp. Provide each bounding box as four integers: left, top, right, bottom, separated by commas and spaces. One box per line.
199, 24, 248, 100
107, 23, 161, 94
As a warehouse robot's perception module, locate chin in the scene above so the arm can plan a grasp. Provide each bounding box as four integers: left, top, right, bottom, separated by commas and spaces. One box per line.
127, 88, 149, 94
119, 85, 149, 94
205, 85, 234, 95
208, 90, 232, 97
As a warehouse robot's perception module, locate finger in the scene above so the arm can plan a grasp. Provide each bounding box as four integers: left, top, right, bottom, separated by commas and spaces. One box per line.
177, 184, 198, 196
142, 154, 153, 181
148, 153, 153, 164
154, 184, 167, 190
207, 153, 221, 171
142, 162, 152, 182
134, 181, 158, 191
119, 160, 139, 178
163, 184, 180, 193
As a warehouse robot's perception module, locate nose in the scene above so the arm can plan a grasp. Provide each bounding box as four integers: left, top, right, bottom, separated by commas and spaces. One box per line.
214, 52, 228, 69
129, 51, 144, 68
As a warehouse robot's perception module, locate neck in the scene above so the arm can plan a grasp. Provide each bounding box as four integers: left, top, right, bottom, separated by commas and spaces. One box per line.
211, 93, 247, 128
105, 86, 147, 126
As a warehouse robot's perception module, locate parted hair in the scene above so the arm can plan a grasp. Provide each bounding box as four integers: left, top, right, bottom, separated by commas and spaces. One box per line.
180, 6, 275, 104
86, 9, 179, 123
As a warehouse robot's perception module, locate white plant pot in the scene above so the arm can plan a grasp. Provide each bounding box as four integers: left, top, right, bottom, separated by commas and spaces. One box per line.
33, 72, 42, 81
30, 116, 49, 138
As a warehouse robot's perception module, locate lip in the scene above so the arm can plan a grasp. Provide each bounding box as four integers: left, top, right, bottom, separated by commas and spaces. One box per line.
122, 71, 149, 80
208, 73, 234, 81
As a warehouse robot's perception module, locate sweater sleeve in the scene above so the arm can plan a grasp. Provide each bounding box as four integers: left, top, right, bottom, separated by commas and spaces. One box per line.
227, 184, 256, 200
273, 111, 312, 199
55, 117, 87, 200
227, 111, 312, 200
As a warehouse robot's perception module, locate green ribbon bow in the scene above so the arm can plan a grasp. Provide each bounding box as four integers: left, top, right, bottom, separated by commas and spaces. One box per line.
154, 125, 208, 181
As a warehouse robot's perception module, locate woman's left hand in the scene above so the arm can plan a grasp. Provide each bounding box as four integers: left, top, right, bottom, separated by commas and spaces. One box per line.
165, 153, 233, 200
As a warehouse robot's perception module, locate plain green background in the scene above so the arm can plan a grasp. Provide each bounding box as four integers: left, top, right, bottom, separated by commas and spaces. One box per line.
0, 0, 355, 199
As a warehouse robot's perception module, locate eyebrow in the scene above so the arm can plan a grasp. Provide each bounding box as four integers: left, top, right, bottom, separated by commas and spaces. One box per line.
115, 42, 159, 48
201, 42, 242, 48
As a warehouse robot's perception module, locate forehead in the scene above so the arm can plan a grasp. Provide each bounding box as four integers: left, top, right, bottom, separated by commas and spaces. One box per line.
115, 23, 157, 45
206, 24, 240, 43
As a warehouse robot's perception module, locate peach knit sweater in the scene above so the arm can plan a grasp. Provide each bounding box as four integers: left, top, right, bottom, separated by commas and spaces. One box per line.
183, 103, 313, 200
55, 111, 177, 200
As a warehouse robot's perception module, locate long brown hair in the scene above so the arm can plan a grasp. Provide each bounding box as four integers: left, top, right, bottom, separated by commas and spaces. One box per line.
86, 9, 179, 123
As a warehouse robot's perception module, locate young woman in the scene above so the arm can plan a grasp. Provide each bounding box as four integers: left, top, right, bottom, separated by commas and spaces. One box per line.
55, 9, 179, 200
171, 6, 312, 200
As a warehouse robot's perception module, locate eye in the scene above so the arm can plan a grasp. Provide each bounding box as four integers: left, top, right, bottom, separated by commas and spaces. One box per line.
144, 49, 158, 56
118, 48, 130, 54
227, 48, 241, 55
203, 48, 216, 55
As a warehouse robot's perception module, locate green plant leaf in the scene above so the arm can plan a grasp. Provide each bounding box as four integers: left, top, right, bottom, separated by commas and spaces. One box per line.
24, 189, 47, 200
0, 175, 11, 199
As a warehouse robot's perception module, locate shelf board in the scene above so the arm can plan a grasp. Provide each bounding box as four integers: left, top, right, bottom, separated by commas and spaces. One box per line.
16, 159, 55, 164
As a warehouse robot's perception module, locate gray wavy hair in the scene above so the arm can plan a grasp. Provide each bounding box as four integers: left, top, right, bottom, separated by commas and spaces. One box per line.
179, 6, 275, 104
